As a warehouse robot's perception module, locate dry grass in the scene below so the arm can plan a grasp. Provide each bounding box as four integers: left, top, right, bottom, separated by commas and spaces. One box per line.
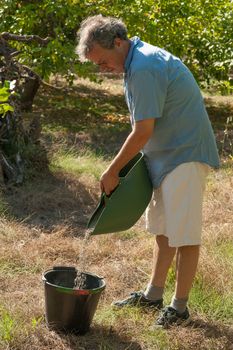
0, 165, 232, 350
0, 79, 233, 350
200, 168, 233, 293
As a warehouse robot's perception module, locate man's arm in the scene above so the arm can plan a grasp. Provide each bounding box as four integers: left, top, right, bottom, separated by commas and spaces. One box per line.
100, 118, 155, 195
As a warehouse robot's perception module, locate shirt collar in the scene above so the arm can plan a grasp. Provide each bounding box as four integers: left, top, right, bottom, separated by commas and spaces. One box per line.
124, 36, 140, 73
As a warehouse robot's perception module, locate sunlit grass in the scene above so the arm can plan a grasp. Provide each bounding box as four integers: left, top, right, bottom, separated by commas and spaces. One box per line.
50, 149, 108, 179
115, 229, 142, 241
0, 258, 42, 276
0, 306, 45, 348
158, 244, 233, 323
220, 157, 233, 174
190, 276, 233, 322
95, 305, 171, 349
0, 307, 17, 345
215, 240, 233, 260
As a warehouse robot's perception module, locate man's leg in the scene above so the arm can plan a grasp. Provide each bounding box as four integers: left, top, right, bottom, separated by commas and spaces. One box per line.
155, 244, 200, 327
149, 240, 199, 299
150, 235, 176, 287
112, 235, 175, 308
143, 235, 176, 302
169, 244, 200, 315
175, 244, 200, 299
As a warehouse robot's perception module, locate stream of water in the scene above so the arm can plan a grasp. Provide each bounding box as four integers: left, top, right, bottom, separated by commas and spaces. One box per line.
73, 229, 92, 289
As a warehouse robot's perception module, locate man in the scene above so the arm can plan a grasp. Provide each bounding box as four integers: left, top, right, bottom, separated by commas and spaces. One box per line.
76, 15, 220, 328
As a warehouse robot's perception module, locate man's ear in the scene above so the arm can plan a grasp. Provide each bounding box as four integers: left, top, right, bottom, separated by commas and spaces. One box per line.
114, 37, 122, 47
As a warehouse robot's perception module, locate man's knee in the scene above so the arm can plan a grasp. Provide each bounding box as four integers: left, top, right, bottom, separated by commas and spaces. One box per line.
156, 235, 176, 253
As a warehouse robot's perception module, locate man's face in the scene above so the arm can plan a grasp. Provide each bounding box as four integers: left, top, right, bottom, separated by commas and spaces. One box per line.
86, 39, 126, 73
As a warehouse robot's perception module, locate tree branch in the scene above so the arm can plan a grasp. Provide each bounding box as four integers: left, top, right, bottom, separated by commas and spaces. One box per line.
0, 32, 51, 46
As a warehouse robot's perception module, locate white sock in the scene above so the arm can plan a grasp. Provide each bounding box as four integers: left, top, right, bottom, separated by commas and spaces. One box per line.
143, 283, 164, 301
170, 295, 188, 314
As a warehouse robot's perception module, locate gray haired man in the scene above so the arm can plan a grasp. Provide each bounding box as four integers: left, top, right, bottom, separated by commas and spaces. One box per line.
76, 15, 219, 328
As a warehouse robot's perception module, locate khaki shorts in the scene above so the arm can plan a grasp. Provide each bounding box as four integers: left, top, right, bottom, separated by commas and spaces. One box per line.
146, 162, 210, 247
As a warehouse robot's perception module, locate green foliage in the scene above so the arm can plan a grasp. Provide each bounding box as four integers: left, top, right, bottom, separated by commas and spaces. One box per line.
0, 0, 232, 90
0, 0, 91, 81
0, 104, 14, 116
0, 82, 14, 117
100, 0, 233, 89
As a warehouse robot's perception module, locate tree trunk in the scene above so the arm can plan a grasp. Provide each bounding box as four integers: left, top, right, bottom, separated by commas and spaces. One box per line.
20, 74, 40, 112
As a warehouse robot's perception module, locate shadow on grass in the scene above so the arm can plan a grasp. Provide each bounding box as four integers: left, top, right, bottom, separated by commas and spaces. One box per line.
38, 79, 128, 127
2, 173, 98, 234
189, 318, 233, 345
1, 142, 99, 234
57, 324, 142, 350
34, 83, 233, 158
14, 322, 143, 350
34, 81, 130, 157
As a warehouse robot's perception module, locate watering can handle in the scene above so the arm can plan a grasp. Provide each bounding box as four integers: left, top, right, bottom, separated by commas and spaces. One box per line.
101, 192, 109, 205
101, 177, 123, 204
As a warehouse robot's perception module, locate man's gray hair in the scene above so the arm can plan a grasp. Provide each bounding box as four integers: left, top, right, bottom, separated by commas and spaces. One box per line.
76, 15, 128, 62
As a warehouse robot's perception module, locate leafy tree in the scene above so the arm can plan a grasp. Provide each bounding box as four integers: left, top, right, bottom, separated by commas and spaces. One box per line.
0, 34, 48, 184
0, 0, 232, 90
98, 0, 233, 91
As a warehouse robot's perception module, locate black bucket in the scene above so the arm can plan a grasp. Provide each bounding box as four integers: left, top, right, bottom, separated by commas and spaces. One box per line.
42, 266, 106, 334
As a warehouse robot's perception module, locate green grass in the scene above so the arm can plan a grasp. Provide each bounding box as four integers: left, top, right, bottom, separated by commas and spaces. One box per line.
215, 240, 233, 259
0, 305, 21, 349
190, 276, 233, 322
0, 306, 44, 347
165, 266, 233, 323
50, 149, 108, 179
0, 258, 42, 276
42, 122, 85, 133
0, 307, 17, 344
142, 327, 174, 350
94, 306, 120, 327
115, 229, 142, 241
95, 306, 171, 350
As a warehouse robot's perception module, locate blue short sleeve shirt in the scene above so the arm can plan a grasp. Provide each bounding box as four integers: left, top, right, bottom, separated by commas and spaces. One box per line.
124, 37, 220, 188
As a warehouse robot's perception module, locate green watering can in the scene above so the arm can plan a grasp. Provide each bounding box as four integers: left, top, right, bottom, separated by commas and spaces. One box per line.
87, 152, 153, 235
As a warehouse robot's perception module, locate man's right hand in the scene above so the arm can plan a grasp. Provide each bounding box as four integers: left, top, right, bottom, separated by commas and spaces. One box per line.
100, 168, 120, 196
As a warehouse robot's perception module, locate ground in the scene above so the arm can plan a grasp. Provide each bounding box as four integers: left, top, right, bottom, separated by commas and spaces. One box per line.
0, 77, 232, 350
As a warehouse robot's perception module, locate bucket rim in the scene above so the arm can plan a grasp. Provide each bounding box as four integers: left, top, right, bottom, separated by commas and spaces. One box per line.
42, 268, 106, 295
